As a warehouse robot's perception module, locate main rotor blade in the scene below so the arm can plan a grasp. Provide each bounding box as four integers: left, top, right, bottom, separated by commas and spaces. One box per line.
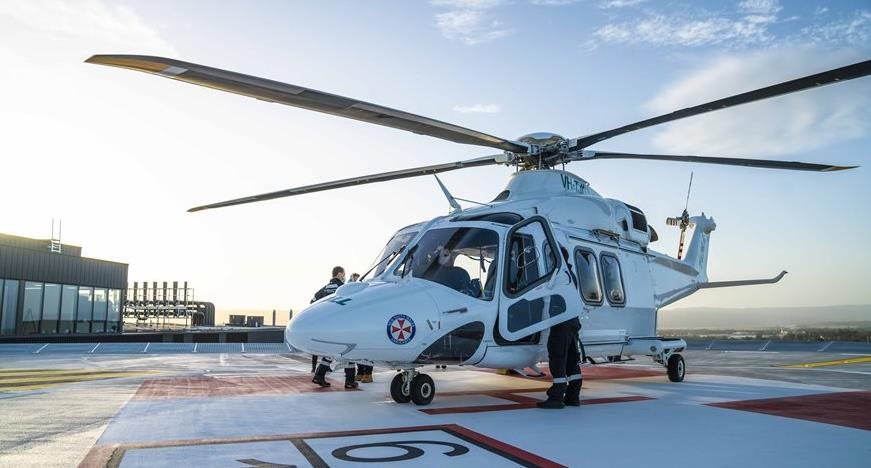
571, 59, 871, 150
576, 151, 858, 172
187, 155, 502, 212
86, 55, 527, 153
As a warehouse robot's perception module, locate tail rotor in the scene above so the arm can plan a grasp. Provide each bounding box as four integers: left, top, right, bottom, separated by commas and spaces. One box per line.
666, 172, 694, 260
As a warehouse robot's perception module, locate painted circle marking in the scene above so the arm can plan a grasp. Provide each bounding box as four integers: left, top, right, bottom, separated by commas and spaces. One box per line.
387, 314, 416, 345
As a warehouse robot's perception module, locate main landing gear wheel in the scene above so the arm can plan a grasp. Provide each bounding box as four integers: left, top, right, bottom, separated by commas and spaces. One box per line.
410, 374, 435, 406
667, 353, 686, 382
390, 373, 411, 403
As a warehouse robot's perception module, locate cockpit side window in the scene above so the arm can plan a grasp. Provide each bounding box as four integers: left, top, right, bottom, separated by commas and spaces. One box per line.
399, 227, 499, 301
504, 220, 556, 296
370, 230, 419, 278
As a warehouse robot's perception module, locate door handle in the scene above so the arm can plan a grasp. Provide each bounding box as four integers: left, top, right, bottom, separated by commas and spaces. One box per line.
443, 307, 468, 314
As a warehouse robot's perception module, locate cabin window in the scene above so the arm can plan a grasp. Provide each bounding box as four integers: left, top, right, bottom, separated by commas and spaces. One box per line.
453, 212, 522, 225
492, 190, 510, 202
625, 203, 648, 232
600, 253, 625, 306
574, 248, 603, 304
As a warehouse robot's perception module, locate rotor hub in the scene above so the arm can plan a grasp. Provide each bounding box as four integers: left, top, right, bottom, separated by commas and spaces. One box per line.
513, 133, 569, 168
517, 132, 566, 148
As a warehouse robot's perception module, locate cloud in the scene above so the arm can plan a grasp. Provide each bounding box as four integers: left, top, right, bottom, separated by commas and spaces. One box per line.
432, 0, 513, 45
0, 0, 175, 55
599, 0, 647, 8
592, 13, 773, 48
801, 10, 870, 45
453, 103, 501, 113
587, 1, 869, 50
737, 0, 782, 16
644, 47, 871, 157
530, 0, 582, 5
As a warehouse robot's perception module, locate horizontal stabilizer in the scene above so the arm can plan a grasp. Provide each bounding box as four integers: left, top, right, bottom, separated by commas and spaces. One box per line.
699, 271, 787, 289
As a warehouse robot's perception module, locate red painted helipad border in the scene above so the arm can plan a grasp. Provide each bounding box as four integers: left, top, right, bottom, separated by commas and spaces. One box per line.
708, 391, 871, 431
477, 365, 663, 381
134, 374, 355, 400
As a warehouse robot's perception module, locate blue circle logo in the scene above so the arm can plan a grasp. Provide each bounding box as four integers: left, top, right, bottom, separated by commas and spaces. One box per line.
387, 314, 415, 345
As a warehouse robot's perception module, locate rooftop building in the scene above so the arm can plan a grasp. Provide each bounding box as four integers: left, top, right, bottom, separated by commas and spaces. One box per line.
0, 233, 127, 336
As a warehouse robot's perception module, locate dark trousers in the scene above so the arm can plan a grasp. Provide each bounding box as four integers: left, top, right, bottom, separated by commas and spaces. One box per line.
311, 355, 318, 372
357, 364, 373, 375
546, 319, 582, 400
314, 356, 356, 384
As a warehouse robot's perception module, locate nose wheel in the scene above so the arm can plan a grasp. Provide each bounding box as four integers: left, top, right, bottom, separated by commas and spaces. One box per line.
390, 370, 435, 405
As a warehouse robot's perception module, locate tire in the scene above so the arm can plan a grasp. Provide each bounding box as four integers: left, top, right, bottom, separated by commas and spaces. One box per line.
667, 354, 685, 382
410, 373, 435, 406
390, 373, 411, 403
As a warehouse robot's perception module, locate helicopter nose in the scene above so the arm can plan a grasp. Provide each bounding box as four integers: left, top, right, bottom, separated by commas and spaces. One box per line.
286, 309, 334, 355
286, 303, 363, 357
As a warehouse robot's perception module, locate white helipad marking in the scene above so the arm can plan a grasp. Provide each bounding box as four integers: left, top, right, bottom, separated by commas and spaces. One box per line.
119, 441, 306, 468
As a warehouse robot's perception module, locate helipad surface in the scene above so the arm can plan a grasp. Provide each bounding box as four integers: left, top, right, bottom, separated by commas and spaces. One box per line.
1, 349, 869, 467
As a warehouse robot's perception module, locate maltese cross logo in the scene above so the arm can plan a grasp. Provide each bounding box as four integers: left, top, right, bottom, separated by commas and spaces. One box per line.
387, 314, 415, 345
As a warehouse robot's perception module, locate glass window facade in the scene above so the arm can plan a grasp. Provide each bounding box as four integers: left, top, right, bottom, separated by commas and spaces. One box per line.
1, 280, 19, 335
0, 278, 121, 336
107, 289, 121, 333
41, 283, 61, 334
76, 287, 93, 333
22, 282, 43, 334
92, 289, 107, 333
60, 284, 78, 334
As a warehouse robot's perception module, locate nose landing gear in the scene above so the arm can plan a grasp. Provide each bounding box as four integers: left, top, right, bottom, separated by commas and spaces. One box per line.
390, 369, 435, 405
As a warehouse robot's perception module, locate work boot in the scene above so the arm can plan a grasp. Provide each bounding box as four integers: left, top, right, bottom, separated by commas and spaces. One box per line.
360, 374, 373, 383
537, 382, 567, 409
312, 364, 331, 387
564, 378, 582, 406
344, 367, 358, 389
355, 373, 363, 382
536, 399, 566, 409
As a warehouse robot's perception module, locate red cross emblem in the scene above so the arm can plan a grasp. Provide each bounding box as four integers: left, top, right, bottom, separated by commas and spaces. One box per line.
387, 314, 415, 344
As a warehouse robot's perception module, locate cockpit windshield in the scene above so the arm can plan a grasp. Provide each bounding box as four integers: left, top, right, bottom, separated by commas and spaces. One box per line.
396, 227, 499, 300
369, 228, 420, 278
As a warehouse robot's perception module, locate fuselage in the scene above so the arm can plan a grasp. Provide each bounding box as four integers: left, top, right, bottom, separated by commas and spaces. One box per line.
286, 170, 710, 369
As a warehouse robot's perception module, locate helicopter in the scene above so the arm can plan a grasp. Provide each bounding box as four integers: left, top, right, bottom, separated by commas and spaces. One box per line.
87, 54, 868, 405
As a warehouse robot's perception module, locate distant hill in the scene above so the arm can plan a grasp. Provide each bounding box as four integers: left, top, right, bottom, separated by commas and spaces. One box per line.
658, 304, 871, 329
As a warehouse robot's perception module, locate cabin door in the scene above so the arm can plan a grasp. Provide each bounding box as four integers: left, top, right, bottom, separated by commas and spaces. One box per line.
497, 216, 579, 341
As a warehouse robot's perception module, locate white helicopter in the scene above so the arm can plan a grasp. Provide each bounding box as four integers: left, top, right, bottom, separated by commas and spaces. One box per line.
88, 55, 868, 405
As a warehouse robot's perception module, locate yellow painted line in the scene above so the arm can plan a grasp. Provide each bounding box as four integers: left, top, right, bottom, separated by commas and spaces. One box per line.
0, 370, 155, 392
781, 355, 871, 368
0, 369, 117, 378
0, 372, 144, 384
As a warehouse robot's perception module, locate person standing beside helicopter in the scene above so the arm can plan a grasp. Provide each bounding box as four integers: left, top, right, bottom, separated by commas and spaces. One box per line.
537, 316, 583, 409
311, 266, 359, 389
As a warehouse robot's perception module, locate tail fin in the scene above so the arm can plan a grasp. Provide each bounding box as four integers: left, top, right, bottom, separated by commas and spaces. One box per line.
683, 214, 716, 282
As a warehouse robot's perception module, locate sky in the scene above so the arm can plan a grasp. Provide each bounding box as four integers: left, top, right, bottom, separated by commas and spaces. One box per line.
0, 0, 869, 324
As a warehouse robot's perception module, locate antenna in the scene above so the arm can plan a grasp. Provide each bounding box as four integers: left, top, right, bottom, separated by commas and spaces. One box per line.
684, 171, 694, 212
433, 175, 462, 214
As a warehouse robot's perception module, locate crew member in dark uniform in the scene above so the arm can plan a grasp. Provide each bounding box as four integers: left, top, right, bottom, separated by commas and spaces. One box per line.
536, 317, 583, 409
538, 247, 583, 409
311, 266, 359, 389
